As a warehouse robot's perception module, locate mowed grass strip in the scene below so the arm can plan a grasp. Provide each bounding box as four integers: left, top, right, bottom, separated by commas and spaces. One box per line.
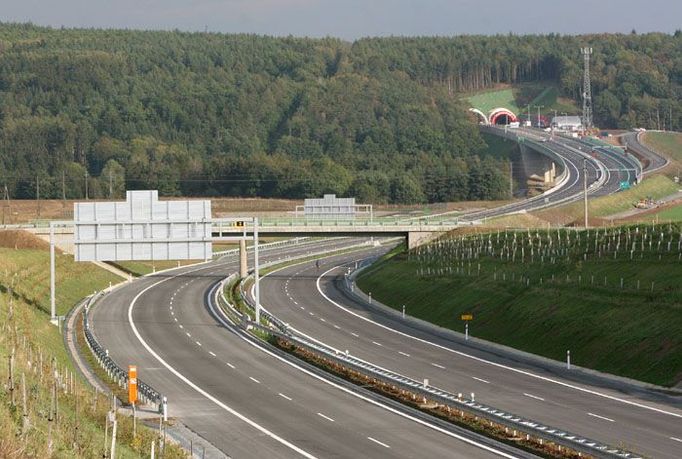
358, 226, 682, 386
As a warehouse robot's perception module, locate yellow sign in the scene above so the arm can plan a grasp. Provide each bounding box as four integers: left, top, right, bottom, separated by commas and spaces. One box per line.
461, 314, 473, 321
232, 221, 245, 228
128, 365, 138, 404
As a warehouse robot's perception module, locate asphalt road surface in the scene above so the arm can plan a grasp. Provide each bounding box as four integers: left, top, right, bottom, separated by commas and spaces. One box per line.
257, 245, 682, 459
90, 239, 528, 458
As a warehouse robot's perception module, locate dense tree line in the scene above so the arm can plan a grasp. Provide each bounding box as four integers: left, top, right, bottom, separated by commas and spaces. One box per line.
0, 24, 679, 203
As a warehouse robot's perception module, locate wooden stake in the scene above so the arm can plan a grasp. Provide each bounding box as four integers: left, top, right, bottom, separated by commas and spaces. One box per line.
8, 348, 15, 407
21, 372, 30, 435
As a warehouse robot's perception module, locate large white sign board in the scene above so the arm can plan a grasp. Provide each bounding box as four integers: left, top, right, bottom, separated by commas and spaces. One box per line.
74, 190, 212, 261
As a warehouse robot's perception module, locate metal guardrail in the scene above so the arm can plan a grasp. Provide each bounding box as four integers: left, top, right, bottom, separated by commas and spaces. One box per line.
82, 292, 164, 408
228, 264, 643, 459
212, 236, 313, 257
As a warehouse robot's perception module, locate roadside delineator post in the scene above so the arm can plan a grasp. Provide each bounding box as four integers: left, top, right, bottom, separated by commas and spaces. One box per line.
128, 366, 138, 405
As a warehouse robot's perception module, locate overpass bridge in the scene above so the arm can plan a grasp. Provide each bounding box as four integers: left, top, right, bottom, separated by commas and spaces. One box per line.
213, 218, 459, 249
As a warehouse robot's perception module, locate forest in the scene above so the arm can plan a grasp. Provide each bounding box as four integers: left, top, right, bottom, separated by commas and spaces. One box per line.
0, 24, 680, 202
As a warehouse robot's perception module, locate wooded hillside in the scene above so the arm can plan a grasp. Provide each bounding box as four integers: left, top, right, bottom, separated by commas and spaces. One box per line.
0, 24, 679, 203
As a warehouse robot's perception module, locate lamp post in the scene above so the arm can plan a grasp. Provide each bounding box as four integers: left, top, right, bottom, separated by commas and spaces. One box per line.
534, 105, 544, 127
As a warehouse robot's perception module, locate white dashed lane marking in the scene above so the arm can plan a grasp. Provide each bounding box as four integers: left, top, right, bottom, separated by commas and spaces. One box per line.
367, 437, 390, 448
588, 412, 615, 423
317, 412, 335, 422
226, 362, 235, 369
279, 393, 292, 401
431, 363, 445, 369
209, 351, 216, 357
523, 393, 545, 402
351, 332, 359, 337
249, 377, 261, 384
372, 341, 383, 347
398, 351, 410, 357
472, 376, 490, 384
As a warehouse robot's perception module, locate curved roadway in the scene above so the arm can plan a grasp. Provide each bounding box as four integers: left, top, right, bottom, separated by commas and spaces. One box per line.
621, 132, 670, 175
257, 246, 682, 459
90, 239, 526, 458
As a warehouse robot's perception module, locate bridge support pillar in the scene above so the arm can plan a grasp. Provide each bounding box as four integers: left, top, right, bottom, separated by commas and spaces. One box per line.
407, 231, 439, 249
239, 238, 248, 279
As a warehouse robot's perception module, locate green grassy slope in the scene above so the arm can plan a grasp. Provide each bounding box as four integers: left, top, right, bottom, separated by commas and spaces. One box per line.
465, 82, 579, 118
534, 175, 679, 224
642, 132, 682, 163
467, 88, 520, 114
0, 235, 186, 457
358, 225, 682, 386
652, 204, 682, 222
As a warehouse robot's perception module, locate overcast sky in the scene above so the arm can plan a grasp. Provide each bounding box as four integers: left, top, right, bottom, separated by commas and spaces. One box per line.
2, 0, 681, 40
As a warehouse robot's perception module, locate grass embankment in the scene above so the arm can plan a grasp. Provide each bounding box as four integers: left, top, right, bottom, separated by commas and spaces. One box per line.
642, 131, 682, 165
467, 88, 520, 114
0, 230, 185, 457
358, 225, 682, 386
534, 174, 679, 225
648, 205, 682, 222
464, 82, 578, 118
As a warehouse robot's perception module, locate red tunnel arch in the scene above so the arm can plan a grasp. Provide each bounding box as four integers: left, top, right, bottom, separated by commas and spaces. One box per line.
489, 108, 518, 125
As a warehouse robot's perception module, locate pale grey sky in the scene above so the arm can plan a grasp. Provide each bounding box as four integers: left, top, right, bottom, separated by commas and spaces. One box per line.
2, 0, 680, 39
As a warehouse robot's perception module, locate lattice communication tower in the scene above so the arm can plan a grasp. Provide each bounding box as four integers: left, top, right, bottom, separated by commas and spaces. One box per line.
581, 47, 593, 130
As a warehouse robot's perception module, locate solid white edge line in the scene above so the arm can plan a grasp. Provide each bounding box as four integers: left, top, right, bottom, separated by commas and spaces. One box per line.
316, 264, 682, 419
208, 281, 521, 459
128, 273, 318, 459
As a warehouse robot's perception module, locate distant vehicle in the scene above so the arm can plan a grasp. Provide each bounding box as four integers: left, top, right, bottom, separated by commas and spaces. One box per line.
633, 127, 647, 132
508, 121, 520, 128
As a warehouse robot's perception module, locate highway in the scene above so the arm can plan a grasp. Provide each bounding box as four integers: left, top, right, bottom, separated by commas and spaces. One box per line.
85, 131, 676, 458
462, 127, 604, 221
256, 245, 682, 459
90, 239, 529, 458
621, 131, 670, 175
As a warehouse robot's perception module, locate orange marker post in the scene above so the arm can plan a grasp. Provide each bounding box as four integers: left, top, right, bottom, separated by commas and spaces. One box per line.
128, 365, 138, 405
